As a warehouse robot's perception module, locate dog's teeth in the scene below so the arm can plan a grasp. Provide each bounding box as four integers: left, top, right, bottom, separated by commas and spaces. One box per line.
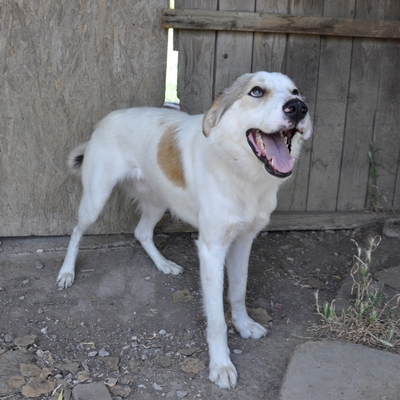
270, 158, 274, 167
255, 131, 265, 150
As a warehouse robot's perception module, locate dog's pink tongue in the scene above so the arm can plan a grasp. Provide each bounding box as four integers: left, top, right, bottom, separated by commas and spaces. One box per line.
263, 134, 294, 173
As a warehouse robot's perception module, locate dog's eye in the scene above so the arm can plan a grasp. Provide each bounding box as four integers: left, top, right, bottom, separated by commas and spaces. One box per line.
249, 86, 264, 98
292, 89, 299, 96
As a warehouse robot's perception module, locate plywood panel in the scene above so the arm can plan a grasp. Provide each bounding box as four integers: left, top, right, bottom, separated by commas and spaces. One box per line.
372, 0, 400, 210
176, 0, 217, 114
306, 0, 356, 211
276, 0, 323, 212
337, 0, 385, 211
0, 0, 168, 236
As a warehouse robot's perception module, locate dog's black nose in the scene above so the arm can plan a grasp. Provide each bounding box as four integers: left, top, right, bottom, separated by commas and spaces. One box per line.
283, 99, 308, 123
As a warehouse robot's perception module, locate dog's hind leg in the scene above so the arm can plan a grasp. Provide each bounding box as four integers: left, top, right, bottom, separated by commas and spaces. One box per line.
57, 172, 117, 288
134, 202, 183, 275
226, 232, 268, 339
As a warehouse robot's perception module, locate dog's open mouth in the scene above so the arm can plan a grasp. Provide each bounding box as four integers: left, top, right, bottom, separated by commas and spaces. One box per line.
246, 128, 297, 178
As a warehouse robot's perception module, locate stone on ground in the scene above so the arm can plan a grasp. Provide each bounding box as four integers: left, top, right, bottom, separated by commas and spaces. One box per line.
279, 340, 400, 400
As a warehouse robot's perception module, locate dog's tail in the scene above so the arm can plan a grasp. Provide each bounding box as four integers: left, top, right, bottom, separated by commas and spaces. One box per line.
67, 141, 89, 176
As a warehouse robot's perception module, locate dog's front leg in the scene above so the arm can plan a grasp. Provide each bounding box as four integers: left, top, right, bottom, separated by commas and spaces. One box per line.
226, 232, 268, 339
197, 235, 237, 389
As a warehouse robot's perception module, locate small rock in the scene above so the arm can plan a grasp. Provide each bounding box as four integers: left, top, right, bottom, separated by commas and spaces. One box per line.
152, 382, 163, 391
103, 356, 119, 371
145, 276, 151, 280
88, 351, 98, 357
179, 347, 200, 356
306, 278, 327, 290
77, 370, 90, 382
173, 289, 192, 303
55, 362, 80, 374
157, 355, 172, 367
159, 329, 167, 335
66, 317, 79, 330
36, 349, 45, 358
177, 391, 188, 398
20, 363, 41, 377
73, 382, 112, 400
248, 307, 273, 325
19, 296, 25, 301
21, 377, 54, 398
4, 333, 14, 343
22, 279, 30, 285
98, 349, 110, 357
36, 249, 44, 253
110, 385, 132, 398
179, 358, 206, 374
8, 375, 25, 389
35, 261, 44, 269
233, 349, 242, 355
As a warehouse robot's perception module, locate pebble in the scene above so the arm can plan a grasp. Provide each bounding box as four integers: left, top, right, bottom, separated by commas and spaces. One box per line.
177, 391, 189, 398
4, 333, 14, 343
98, 349, 110, 357
35, 261, 44, 269
159, 329, 166, 335
88, 351, 98, 357
36, 249, 44, 253
152, 382, 163, 391
145, 276, 151, 280
233, 349, 242, 355
19, 296, 25, 301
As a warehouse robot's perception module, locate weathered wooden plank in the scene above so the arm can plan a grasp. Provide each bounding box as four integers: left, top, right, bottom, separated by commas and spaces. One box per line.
252, 1, 289, 81
213, 0, 255, 98
0, 0, 168, 236
275, 0, 323, 212
337, 1, 385, 211
175, 0, 217, 114
155, 211, 385, 233
306, 0, 355, 212
372, 0, 400, 210
163, 8, 400, 39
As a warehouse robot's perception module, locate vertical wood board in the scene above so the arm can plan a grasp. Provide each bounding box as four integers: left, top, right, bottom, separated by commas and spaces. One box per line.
176, 0, 217, 115
306, 0, 356, 211
372, 0, 400, 209
275, 0, 323, 211
337, 0, 385, 211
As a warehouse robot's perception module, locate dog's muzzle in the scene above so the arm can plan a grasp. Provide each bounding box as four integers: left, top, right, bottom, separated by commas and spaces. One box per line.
246, 98, 309, 178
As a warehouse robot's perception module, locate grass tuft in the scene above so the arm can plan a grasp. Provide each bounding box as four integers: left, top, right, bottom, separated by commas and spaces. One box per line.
310, 236, 400, 353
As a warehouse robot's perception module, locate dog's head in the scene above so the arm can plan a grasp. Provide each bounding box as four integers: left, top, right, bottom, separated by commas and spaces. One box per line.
202, 71, 313, 179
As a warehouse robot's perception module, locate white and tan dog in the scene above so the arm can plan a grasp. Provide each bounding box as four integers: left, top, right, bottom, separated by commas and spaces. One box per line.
57, 71, 312, 389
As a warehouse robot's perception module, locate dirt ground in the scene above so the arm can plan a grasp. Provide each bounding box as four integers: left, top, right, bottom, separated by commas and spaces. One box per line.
0, 222, 399, 399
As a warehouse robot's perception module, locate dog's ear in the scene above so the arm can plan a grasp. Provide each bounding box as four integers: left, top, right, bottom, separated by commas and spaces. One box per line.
202, 73, 253, 136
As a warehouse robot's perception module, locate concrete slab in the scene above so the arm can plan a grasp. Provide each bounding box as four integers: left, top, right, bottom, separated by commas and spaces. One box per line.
375, 266, 400, 292
279, 340, 400, 400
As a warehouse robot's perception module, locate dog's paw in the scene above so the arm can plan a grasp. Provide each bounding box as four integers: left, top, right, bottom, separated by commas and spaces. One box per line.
56, 272, 75, 289
233, 317, 268, 339
209, 361, 237, 389
156, 259, 183, 275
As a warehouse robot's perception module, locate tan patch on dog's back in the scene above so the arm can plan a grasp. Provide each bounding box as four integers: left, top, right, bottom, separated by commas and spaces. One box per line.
157, 126, 186, 188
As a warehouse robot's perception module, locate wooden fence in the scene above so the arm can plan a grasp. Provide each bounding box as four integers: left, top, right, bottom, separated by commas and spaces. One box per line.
170, 0, 400, 215
0, 0, 168, 236
0, 0, 399, 237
